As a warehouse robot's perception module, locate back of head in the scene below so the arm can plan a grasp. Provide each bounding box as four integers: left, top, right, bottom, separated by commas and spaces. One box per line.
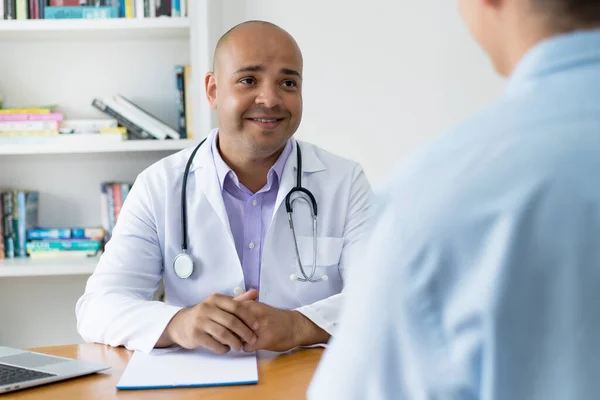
531, 0, 600, 32
459, 0, 600, 76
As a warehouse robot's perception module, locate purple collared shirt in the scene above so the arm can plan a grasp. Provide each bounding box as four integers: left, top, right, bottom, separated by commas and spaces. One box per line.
211, 133, 293, 292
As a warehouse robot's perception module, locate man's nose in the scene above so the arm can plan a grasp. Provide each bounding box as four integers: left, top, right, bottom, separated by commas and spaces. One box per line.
256, 83, 284, 109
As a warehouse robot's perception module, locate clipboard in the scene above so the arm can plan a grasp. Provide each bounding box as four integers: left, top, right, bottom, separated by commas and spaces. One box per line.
116, 347, 258, 390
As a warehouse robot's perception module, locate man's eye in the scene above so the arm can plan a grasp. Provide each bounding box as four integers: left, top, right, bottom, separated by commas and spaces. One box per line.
282, 80, 297, 88
240, 78, 256, 85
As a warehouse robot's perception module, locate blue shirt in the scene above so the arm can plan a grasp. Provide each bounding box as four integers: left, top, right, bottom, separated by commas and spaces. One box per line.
308, 29, 600, 400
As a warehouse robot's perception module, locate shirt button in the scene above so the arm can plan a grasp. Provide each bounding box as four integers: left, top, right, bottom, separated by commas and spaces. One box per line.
233, 287, 244, 296
252, 199, 257, 206
248, 242, 255, 249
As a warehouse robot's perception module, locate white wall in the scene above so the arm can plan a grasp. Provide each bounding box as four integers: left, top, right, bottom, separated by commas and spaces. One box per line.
215, 0, 506, 185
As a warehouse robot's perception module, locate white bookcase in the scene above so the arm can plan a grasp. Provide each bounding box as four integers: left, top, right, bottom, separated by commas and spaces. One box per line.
0, 1, 217, 349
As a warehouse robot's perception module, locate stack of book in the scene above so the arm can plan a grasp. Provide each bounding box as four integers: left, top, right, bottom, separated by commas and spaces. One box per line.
101, 181, 132, 242
0, 189, 104, 260
0, 103, 130, 145
26, 227, 104, 259
0, 106, 61, 141
1, 0, 189, 20
1, 190, 39, 259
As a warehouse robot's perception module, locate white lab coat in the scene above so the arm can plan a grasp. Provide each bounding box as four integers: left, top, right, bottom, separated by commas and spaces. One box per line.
76, 130, 372, 353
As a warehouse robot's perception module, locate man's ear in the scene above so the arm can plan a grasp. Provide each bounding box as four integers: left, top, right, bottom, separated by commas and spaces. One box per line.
205, 72, 218, 110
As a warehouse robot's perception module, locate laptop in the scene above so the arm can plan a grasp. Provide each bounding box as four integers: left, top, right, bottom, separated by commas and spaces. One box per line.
0, 346, 110, 394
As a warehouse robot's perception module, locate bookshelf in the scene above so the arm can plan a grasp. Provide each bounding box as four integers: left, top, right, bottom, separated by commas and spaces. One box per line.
0, 257, 97, 278
0, 138, 198, 155
0, 1, 217, 349
0, 17, 191, 40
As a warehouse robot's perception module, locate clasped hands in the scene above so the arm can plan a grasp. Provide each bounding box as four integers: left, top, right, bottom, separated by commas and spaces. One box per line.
158, 289, 324, 354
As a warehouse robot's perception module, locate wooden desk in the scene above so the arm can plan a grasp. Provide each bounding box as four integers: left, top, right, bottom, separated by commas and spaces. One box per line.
4, 344, 324, 400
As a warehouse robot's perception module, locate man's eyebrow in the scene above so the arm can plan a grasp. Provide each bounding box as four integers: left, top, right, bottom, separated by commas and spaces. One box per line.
232, 65, 302, 78
234, 65, 264, 74
281, 68, 301, 78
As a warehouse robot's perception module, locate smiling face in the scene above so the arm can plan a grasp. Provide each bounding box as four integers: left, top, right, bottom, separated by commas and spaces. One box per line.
205, 22, 304, 159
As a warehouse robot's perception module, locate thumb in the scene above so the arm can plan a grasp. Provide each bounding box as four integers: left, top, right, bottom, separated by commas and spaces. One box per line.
234, 288, 259, 302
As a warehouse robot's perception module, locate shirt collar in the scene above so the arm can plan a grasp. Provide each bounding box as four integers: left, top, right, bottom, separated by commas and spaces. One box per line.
506, 28, 600, 96
211, 130, 294, 192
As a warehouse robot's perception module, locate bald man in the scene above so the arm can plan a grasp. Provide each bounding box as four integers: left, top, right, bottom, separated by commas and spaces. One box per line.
75, 21, 373, 354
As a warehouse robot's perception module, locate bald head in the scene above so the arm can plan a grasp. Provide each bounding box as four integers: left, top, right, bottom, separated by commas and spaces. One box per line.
212, 20, 303, 75
204, 20, 304, 162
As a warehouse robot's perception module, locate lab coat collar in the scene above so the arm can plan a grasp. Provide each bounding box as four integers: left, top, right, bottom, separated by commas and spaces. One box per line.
506, 28, 600, 96
181, 128, 326, 238
188, 128, 326, 174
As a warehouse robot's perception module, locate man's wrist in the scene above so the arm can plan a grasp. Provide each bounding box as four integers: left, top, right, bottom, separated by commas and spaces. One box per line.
155, 308, 185, 348
156, 327, 175, 348
290, 310, 330, 348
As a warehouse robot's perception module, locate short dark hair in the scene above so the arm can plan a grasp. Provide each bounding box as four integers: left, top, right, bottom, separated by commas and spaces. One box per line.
530, 0, 600, 32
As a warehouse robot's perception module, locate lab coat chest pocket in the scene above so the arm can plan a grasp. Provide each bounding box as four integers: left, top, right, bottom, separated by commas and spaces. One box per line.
293, 236, 344, 306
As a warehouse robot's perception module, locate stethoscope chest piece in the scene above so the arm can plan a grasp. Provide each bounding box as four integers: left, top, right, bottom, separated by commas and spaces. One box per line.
173, 252, 194, 279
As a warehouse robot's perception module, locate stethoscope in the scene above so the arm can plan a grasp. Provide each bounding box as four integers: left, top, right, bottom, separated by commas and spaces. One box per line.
172, 138, 328, 283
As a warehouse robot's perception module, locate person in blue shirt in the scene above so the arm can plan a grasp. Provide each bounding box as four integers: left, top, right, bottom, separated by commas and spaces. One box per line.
308, 0, 600, 399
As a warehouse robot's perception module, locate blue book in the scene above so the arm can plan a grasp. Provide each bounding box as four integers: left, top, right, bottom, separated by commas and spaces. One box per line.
28, 228, 71, 240
44, 6, 118, 19
28, 228, 105, 241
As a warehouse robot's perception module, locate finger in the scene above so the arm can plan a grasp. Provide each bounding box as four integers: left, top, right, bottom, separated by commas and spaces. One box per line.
243, 341, 261, 353
203, 320, 244, 351
210, 310, 258, 346
213, 296, 261, 332
234, 289, 259, 302
196, 331, 231, 355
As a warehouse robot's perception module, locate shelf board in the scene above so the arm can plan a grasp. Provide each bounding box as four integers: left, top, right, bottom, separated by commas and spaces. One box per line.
0, 138, 198, 155
0, 256, 99, 277
0, 17, 190, 40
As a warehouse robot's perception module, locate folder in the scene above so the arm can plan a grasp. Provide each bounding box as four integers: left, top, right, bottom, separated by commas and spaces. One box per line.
116, 347, 258, 390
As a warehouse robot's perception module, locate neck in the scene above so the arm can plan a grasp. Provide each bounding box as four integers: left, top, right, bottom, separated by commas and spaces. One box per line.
500, 14, 558, 76
217, 136, 285, 193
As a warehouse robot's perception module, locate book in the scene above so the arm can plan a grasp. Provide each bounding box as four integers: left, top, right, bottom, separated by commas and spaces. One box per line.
0, 113, 63, 122
59, 119, 118, 134
49, 0, 81, 5
113, 95, 180, 140
15, 191, 39, 258
0, 198, 4, 259
28, 227, 105, 241
4, 0, 15, 19
92, 98, 154, 140
175, 65, 187, 138
26, 239, 102, 252
0, 120, 59, 131
15, 0, 26, 19
28, 250, 98, 259
2, 192, 15, 259
184, 65, 193, 139
0, 108, 50, 114
100, 182, 132, 241
44, 6, 118, 19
